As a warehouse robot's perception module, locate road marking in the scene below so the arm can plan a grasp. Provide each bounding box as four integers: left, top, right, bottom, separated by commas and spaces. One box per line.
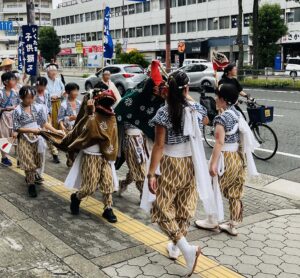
256, 98, 300, 104
244, 89, 300, 95
7, 156, 242, 278
204, 139, 300, 159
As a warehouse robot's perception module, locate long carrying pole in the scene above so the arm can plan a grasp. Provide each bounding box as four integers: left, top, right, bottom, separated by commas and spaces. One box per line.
165, 0, 171, 73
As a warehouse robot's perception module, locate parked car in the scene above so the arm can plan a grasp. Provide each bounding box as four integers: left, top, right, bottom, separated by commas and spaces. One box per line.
182, 59, 208, 67
84, 64, 147, 95
285, 57, 300, 77
175, 62, 220, 90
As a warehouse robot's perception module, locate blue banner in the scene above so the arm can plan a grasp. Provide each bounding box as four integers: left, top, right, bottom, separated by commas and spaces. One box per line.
22, 25, 38, 76
0, 21, 13, 31
103, 7, 114, 59
17, 33, 24, 71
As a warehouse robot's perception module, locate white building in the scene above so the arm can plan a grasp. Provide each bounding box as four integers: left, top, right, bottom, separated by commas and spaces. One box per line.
52, 0, 300, 68
0, 0, 52, 59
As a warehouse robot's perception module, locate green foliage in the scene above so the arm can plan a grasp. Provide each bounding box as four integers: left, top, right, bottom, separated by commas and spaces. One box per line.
118, 50, 149, 68
38, 27, 61, 62
82, 73, 90, 78
241, 77, 300, 89
115, 42, 123, 58
251, 4, 287, 69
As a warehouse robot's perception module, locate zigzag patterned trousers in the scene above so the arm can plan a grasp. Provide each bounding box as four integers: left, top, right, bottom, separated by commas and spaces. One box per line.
76, 154, 114, 208
219, 151, 246, 223
151, 155, 197, 243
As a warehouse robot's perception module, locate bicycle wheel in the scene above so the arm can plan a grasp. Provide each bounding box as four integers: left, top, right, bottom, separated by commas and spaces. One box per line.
203, 125, 215, 148
251, 123, 278, 160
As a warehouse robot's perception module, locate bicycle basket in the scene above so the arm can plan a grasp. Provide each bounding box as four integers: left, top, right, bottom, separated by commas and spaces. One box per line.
200, 96, 218, 122
247, 106, 274, 123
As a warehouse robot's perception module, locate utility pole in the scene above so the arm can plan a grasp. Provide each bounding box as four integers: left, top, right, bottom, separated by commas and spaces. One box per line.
237, 0, 244, 80
26, 0, 37, 84
165, 0, 171, 73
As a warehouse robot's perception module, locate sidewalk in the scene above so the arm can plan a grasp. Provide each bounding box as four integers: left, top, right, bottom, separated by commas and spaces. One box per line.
0, 154, 299, 278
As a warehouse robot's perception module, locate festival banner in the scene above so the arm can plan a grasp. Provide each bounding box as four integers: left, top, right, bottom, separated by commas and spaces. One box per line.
103, 7, 114, 59
17, 33, 24, 71
22, 25, 38, 76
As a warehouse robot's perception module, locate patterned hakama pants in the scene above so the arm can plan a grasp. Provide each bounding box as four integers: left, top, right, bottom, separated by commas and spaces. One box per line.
121, 135, 146, 194
219, 151, 246, 223
18, 136, 42, 185
151, 155, 197, 243
77, 154, 114, 208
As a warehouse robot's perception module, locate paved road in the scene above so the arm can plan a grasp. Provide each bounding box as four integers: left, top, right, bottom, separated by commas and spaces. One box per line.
65, 76, 300, 182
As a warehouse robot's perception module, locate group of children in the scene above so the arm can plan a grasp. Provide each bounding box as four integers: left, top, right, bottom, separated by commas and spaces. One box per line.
0, 60, 258, 277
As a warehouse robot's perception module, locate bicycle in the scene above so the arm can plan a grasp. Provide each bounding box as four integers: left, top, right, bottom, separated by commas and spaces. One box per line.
200, 88, 278, 161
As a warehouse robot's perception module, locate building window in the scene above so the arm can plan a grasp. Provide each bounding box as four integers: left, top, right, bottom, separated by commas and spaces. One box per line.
91, 11, 96, 21
110, 30, 115, 39
178, 0, 186, 7
97, 31, 102, 40
81, 33, 86, 42
61, 17, 66, 25
85, 12, 91, 21
170, 0, 177, 7
208, 18, 218, 30
177, 21, 186, 33
71, 34, 76, 42
171, 22, 176, 34
187, 20, 196, 32
57, 18, 61, 26
110, 8, 115, 17
70, 15, 74, 24
66, 16, 70, 24
136, 27, 143, 37
129, 4, 135, 14
144, 1, 150, 12
80, 14, 84, 22
91, 32, 96, 41
198, 0, 206, 2
197, 19, 206, 31
115, 29, 122, 39
76, 34, 80, 41
160, 24, 166, 35
136, 3, 143, 13
96, 10, 102, 20
75, 14, 79, 23
188, 0, 196, 4
129, 27, 135, 37
219, 16, 229, 29
152, 25, 159, 35
52, 19, 56, 26
115, 7, 121, 17
144, 25, 151, 36
231, 15, 238, 28
122, 5, 128, 15
159, 0, 165, 9
86, 33, 92, 41
244, 13, 252, 27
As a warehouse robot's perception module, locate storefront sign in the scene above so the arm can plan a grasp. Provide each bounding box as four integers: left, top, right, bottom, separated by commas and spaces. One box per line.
75, 41, 83, 54
185, 41, 201, 54
83, 45, 103, 56
282, 31, 300, 44
59, 48, 72, 55
87, 52, 102, 68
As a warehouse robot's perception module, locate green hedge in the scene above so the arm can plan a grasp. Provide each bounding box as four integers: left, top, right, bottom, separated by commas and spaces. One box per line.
241, 77, 300, 89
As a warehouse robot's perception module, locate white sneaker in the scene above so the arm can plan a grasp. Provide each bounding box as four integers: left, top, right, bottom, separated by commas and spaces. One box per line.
219, 222, 238, 236
195, 219, 219, 230
166, 242, 181, 260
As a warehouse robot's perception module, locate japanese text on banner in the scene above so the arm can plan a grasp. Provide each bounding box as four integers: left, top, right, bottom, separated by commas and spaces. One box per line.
22, 25, 38, 76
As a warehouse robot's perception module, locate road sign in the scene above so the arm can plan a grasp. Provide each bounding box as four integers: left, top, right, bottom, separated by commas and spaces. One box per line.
0, 21, 13, 31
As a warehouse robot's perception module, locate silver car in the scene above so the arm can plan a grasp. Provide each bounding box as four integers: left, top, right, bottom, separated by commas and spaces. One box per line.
84, 64, 147, 95
176, 62, 218, 89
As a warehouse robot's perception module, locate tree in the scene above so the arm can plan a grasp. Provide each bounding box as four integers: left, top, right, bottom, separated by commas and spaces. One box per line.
252, 0, 259, 71
253, 4, 288, 68
118, 50, 149, 68
38, 27, 61, 62
115, 41, 123, 60
237, 0, 244, 78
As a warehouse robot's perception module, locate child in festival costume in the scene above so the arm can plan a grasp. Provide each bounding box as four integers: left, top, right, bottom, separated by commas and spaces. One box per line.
196, 84, 259, 236
12, 70, 23, 93
13, 86, 64, 197
148, 71, 214, 277
0, 72, 18, 166
35, 77, 51, 118
57, 83, 81, 133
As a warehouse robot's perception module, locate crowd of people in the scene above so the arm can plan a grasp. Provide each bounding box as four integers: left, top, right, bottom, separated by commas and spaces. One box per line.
0, 58, 259, 277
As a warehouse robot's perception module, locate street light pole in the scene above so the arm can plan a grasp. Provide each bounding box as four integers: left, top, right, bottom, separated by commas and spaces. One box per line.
165, 0, 171, 73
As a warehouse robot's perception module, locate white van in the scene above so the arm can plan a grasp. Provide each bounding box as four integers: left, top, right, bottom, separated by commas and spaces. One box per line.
182, 59, 208, 67
285, 57, 300, 77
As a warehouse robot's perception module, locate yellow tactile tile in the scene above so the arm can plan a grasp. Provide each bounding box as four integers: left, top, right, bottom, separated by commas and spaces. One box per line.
7, 156, 242, 277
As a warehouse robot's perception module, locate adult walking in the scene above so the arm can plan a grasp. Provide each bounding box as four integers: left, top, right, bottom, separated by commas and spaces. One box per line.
45, 63, 65, 163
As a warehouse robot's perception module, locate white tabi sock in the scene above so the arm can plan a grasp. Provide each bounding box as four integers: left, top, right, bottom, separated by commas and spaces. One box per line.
176, 237, 197, 271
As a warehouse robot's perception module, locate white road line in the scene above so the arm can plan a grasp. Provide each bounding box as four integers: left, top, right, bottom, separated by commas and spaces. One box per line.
204, 138, 300, 159
245, 89, 300, 95
256, 98, 300, 104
